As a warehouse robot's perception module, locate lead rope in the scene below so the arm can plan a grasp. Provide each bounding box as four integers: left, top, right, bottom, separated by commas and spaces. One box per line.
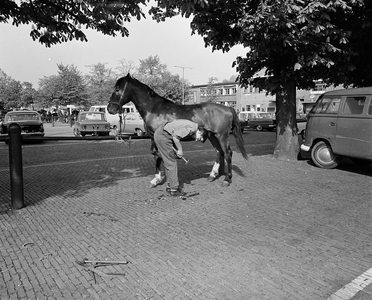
114, 113, 132, 146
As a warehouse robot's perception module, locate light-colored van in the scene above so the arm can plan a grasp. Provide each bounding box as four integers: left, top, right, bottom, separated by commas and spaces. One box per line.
89, 104, 146, 137
300, 87, 372, 168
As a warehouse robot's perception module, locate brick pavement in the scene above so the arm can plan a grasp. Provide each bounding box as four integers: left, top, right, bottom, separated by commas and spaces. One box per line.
0, 136, 372, 300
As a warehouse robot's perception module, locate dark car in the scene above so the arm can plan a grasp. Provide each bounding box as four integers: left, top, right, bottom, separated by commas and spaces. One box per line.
73, 111, 111, 137
239, 112, 276, 131
0, 110, 45, 143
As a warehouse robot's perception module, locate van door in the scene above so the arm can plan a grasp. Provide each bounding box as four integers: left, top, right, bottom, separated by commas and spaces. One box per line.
334, 96, 372, 159
307, 96, 340, 147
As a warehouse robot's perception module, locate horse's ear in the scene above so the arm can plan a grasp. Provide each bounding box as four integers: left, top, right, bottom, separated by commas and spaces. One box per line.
126, 73, 131, 78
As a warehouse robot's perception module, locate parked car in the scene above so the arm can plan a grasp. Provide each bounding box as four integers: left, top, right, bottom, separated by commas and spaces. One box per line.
239, 112, 276, 131
73, 111, 111, 137
89, 104, 146, 137
0, 110, 45, 143
300, 87, 372, 168
296, 113, 307, 123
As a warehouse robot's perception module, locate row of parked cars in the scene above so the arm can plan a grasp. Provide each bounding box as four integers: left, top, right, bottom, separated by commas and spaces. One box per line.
0, 105, 147, 142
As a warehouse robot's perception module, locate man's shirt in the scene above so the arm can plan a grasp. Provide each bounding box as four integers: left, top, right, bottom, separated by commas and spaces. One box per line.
164, 119, 198, 139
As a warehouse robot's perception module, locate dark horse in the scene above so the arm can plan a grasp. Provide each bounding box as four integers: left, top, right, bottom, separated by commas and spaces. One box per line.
107, 74, 248, 187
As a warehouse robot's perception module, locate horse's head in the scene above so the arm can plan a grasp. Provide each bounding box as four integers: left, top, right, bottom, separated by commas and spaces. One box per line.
107, 74, 132, 115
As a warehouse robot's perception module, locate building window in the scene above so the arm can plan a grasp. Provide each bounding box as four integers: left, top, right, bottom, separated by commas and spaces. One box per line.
232, 88, 237, 94
218, 89, 223, 95
225, 88, 230, 95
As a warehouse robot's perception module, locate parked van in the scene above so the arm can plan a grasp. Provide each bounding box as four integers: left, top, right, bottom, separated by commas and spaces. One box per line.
300, 87, 372, 168
239, 111, 276, 131
89, 103, 146, 137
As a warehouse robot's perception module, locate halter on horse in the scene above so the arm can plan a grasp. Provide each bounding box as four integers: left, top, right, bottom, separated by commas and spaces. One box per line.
107, 74, 248, 187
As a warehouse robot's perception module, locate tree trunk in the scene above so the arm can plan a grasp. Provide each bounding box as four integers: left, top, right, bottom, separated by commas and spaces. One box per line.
273, 80, 299, 160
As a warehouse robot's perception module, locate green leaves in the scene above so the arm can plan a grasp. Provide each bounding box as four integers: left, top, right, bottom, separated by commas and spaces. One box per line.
0, 0, 148, 46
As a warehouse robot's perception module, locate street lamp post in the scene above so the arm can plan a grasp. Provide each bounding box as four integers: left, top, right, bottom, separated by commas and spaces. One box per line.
175, 65, 192, 105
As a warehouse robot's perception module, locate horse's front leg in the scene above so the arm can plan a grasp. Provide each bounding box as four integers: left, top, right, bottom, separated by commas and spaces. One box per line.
150, 139, 164, 187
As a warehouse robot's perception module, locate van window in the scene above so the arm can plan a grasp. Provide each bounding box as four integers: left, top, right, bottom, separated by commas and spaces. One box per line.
343, 97, 365, 114
310, 97, 340, 114
98, 107, 106, 113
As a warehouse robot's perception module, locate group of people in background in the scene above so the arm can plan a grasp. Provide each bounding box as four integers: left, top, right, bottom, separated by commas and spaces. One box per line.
38, 108, 80, 124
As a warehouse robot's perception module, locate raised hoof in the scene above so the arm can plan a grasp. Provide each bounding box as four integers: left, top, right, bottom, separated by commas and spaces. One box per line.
222, 180, 231, 187
208, 176, 216, 182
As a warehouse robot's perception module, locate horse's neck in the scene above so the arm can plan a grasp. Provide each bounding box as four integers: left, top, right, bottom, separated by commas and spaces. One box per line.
130, 84, 162, 117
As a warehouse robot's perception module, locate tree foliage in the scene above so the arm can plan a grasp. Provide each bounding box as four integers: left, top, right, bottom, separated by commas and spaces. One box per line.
0, 0, 147, 47
135, 55, 186, 103
0, 68, 35, 109
1, 56, 186, 109
37, 64, 87, 108
0, 0, 207, 47
85, 63, 117, 105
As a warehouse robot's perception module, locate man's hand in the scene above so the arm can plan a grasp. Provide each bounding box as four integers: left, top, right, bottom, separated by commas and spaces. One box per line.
176, 149, 183, 158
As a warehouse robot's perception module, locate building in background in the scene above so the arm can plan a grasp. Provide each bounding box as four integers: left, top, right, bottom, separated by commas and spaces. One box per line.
188, 79, 342, 115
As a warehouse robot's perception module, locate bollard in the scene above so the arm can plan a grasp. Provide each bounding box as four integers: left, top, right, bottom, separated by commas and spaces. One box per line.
8, 123, 24, 209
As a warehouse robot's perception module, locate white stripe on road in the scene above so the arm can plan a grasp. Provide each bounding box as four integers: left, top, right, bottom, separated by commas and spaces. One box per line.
327, 267, 372, 300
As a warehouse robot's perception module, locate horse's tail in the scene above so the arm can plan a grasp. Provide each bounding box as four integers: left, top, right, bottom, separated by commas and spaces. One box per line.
230, 107, 248, 160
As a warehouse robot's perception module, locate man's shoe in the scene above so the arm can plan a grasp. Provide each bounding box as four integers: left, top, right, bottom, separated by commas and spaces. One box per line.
169, 189, 187, 197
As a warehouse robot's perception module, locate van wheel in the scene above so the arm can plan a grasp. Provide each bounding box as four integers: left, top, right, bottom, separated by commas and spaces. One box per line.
311, 141, 341, 169
350, 158, 372, 167
136, 129, 144, 137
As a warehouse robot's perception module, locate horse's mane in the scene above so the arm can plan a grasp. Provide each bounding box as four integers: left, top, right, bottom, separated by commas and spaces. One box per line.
126, 74, 177, 105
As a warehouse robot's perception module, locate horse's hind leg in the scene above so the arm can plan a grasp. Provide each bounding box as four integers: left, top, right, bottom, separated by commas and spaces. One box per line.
209, 133, 233, 187
207, 134, 224, 182
223, 144, 233, 187
150, 140, 165, 187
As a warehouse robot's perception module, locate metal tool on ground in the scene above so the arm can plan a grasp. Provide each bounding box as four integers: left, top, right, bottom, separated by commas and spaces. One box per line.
76, 259, 128, 282
172, 147, 189, 164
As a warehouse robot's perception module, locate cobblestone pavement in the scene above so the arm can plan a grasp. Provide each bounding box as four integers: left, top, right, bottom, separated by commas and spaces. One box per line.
0, 128, 371, 300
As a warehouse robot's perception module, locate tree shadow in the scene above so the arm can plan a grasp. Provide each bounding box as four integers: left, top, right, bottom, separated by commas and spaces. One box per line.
0, 150, 248, 213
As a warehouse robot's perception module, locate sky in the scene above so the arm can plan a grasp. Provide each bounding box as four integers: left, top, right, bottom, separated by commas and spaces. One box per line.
0, 11, 246, 88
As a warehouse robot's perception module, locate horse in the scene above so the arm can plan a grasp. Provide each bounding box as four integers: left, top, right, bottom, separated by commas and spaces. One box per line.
107, 74, 248, 187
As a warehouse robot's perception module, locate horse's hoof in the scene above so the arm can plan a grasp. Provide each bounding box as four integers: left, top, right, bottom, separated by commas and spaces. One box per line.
222, 180, 230, 187
208, 176, 216, 182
